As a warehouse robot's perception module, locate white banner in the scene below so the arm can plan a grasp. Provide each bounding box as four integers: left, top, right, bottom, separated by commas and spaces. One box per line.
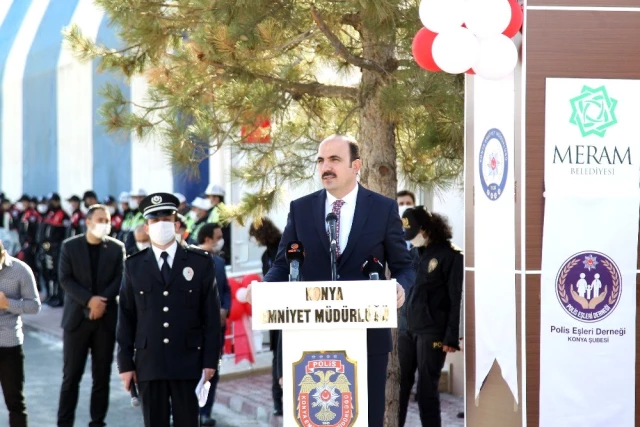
540, 78, 639, 427
473, 74, 518, 402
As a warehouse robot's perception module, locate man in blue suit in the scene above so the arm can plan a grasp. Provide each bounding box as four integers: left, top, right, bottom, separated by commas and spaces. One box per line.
260, 134, 415, 427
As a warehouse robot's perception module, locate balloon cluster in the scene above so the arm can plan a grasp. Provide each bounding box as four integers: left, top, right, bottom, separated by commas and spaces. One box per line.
228, 274, 260, 321
412, 0, 523, 80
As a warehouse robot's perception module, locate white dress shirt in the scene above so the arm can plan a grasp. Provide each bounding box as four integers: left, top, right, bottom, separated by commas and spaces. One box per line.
325, 184, 359, 253
151, 241, 178, 269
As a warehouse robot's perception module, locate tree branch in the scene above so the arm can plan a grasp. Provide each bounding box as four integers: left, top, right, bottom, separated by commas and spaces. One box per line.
310, 6, 384, 73
253, 71, 358, 100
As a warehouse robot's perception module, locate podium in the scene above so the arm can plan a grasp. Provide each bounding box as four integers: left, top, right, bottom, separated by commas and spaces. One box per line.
250, 280, 398, 427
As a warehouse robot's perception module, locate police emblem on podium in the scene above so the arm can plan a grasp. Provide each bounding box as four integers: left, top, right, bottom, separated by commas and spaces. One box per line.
294, 351, 357, 427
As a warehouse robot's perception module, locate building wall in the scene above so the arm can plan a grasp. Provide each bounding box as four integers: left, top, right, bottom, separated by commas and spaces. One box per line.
0, 0, 196, 203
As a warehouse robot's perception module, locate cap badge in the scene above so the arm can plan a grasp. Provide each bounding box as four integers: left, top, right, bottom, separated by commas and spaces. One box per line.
151, 195, 162, 205
402, 217, 410, 229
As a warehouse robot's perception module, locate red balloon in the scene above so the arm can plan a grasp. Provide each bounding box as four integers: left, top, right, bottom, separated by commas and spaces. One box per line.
466, 68, 475, 75
241, 273, 262, 288
503, 0, 523, 38
228, 300, 244, 321
411, 28, 441, 72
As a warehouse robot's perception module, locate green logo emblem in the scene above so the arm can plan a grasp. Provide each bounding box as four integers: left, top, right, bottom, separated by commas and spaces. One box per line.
569, 85, 617, 137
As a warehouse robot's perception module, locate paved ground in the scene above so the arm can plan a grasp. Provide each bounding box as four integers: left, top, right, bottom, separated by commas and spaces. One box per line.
2, 306, 463, 426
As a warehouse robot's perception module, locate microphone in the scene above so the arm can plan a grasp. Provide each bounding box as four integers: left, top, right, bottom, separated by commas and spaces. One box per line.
285, 241, 305, 282
326, 212, 337, 245
325, 213, 338, 281
130, 381, 141, 408
361, 255, 385, 280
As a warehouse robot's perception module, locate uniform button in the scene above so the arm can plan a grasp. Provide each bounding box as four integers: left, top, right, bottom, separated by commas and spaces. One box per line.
197, 347, 201, 350
163, 291, 169, 296
163, 307, 169, 312
189, 290, 192, 293
163, 322, 169, 328
163, 338, 169, 344
139, 291, 144, 294
337, 275, 341, 279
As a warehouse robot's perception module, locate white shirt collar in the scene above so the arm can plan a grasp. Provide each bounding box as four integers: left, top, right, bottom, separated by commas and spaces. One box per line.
326, 183, 359, 207
151, 240, 178, 263
0, 252, 12, 270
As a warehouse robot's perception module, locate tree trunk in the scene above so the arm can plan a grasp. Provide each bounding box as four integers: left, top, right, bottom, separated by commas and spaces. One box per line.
357, 18, 400, 427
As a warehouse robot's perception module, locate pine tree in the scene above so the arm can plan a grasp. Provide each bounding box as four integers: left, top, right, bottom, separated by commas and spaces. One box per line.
65, 1, 463, 424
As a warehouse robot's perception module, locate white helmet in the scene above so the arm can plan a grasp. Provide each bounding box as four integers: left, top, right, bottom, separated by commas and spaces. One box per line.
204, 184, 225, 197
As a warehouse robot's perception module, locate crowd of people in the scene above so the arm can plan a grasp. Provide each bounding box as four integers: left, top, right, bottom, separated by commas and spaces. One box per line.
0, 134, 464, 427
0, 184, 231, 309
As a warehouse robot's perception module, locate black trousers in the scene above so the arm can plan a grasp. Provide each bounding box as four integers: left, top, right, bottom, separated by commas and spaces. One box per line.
139, 379, 200, 427
398, 331, 447, 427
0, 346, 28, 427
200, 325, 226, 417
270, 330, 283, 412
57, 319, 116, 427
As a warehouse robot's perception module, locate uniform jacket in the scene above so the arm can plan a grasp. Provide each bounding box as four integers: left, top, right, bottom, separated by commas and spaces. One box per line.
405, 241, 463, 348
58, 235, 125, 332
262, 184, 415, 354
116, 245, 222, 382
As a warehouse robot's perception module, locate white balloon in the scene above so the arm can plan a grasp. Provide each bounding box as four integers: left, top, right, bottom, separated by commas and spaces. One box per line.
473, 34, 518, 80
419, 0, 465, 34
463, 0, 512, 38
236, 287, 248, 303
432, 27, 480, 75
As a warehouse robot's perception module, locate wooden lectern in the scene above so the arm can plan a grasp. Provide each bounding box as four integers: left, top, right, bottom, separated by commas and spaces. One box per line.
250, 280, 398, 427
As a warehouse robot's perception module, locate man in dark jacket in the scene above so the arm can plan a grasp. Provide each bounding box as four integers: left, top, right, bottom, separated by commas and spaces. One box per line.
195, 222, 231, 426
398, 206, 463, 427
116, 193, 221, 427
56, 204, 125, 427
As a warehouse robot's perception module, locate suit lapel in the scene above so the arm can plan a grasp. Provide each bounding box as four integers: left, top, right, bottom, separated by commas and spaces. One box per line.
79, 239, 91, 284
338, 185, 372, 265
313, 190, 330, 253
144, 248, 164, 286
168, 246, 188, 287
96, 239, 110, 286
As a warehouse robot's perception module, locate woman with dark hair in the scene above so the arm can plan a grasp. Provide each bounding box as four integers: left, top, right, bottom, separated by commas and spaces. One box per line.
397, 206, 464, 427
248, 217, 284, 416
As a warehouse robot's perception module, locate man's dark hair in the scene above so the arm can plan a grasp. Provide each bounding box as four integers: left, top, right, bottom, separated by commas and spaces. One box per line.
86, 204, 109, 219
249, 217, 282, 247
397, 190, 416, 204
423, 212, 453, 244
197, 222, 221, 245
348, 140, 360, 163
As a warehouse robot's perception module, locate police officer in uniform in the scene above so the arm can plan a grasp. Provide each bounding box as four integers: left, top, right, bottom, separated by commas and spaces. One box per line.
398, 206, 463, 427
116, 192, 222, 427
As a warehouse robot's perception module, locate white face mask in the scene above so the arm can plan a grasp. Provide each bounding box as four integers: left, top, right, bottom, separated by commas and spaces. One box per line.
37, 204, 48, 214
90, 223, 111, 239
129, 199, 139, 210
399, 205, 412, 218
136, 241, 151, 251
187, 211, 197, 221
410, 233, 426, 247
214, 238, 224, 253
15, 202, 25, 212
148, 221, 176, 245
108, 206, 116, 215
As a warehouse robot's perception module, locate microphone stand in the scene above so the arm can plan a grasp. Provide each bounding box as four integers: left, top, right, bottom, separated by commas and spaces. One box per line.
330, 240, 338, 281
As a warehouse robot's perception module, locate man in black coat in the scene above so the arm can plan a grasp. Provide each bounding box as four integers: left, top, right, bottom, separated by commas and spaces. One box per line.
56, 204, 125, 427
116, 193, 221, 427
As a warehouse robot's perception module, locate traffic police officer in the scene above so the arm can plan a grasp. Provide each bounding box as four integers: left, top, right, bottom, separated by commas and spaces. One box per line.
116, 192, 222, 427
398, 206, 463, 427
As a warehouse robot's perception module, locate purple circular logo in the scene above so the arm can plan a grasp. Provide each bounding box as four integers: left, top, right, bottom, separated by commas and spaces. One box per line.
556, 251, 621, 323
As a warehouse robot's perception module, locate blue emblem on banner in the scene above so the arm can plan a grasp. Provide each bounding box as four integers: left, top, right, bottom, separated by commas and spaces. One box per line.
478, 128, 508, 201
294, 351, 357, 427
